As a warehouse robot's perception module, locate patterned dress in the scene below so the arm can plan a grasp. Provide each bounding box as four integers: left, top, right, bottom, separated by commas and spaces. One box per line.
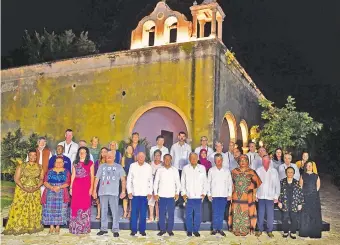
228, 167, 262, 236
42, 169, 71, 225
3, 163, 44, 235
69, 161, 93, 234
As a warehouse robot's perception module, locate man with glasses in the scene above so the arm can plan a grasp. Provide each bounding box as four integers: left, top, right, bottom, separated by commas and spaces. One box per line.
194, 136, 213, 156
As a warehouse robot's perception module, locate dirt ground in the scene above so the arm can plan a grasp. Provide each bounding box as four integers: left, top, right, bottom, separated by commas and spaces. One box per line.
1, 174, 339, 245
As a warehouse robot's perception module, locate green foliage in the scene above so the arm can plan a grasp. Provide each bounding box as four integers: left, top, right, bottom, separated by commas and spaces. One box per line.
23, 29, 98, 64
258, 96, 323, 153
1, 128, 40, 176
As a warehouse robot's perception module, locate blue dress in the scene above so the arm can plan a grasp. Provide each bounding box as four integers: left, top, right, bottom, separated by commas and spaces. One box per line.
42, 169, 70, 225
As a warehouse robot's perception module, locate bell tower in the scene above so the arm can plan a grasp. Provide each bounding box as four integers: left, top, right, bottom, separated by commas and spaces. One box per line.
190, 0, 226, 40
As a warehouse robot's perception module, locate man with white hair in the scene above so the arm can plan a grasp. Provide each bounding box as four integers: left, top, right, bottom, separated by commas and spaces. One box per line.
208, 141, 228, 169
246, 142, 261, 170
127, 152, 153, 237
194, 136, 213, 156
278, 153, 300, 180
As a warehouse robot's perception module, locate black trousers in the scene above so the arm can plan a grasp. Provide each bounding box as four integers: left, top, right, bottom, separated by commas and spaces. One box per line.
282, 211, 298, 234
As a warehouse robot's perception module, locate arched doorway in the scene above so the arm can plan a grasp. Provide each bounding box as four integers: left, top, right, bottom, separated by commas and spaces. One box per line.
127, 101, 190, 149
219, 112, 237, 152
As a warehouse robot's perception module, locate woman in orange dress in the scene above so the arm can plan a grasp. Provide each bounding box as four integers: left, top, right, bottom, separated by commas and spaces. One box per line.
228, 154, 262, 236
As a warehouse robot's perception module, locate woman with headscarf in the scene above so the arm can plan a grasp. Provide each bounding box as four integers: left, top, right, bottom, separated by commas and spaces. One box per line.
198, 149, 212, 173
109, 141, 122, 164
228, 154, 262, 236
121, 145, 135, 218
93, 147, 109, 220
69, 147, 94, 234
3, 149, 44, 235
42, 156, 71, 234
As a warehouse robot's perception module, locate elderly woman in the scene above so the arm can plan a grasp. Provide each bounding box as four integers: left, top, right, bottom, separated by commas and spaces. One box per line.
42, 156, 71, 234
3, 149, 44, 235
69, 147, 94, 234
109, 141, 122, 164
278, 167, 304, 239
299, 161, 322, 238
228, 155, 262, 236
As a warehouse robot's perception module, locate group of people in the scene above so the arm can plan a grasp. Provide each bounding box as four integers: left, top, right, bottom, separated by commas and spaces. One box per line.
3, 129, 323, 240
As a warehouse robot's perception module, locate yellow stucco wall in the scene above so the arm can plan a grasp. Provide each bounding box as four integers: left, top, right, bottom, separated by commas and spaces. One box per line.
1, 47, 215, 147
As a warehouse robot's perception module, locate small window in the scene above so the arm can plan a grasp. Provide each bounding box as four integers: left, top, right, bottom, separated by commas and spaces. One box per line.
169, 23, 177, 43
148, 26, 155, 46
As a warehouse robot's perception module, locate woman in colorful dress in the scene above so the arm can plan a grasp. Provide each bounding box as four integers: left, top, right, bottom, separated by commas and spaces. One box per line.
228, 154, 262, 236
296, 151, 318, 175
89, 136, 100, 163
278, 167, 304, 239
42, 156, 71, 234
121, 145, 135, 218
198, 149, 212, 173
93, 147, 109, 220
69, 147, 94, 234
147, 150, 163, 222
3, 149, 44, 235
299, 161, 322, 238
109, 140, 122, 164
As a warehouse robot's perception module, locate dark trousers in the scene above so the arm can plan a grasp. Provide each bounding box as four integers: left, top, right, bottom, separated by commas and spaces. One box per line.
282, 211, 298, 234
212, 197, 228, 231
131, 196, 148, 233
186, 199, 202, 232
258, 199, 274, 232
159, 197, 175, 232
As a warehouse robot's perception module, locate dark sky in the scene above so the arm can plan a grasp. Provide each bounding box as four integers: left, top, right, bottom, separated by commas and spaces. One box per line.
2, 0, 340, 122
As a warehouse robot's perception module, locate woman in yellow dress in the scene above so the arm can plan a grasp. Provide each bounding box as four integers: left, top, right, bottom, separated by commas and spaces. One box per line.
3, 149, 44, 235
296, 151, 318, 175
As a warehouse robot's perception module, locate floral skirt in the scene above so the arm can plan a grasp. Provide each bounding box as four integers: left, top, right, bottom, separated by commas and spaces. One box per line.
3, 186, 44, 235
69, 208, 91, 234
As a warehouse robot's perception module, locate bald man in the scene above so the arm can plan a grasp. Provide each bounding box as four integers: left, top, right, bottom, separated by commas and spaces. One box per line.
127, 152, 153, 237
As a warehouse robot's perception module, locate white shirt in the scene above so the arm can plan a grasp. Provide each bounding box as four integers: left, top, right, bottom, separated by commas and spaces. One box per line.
150, 161, 163, 177
278, 163, 300, 181
150, 145, 169, 161
194, 146, 214, 156
247, 151, 261, 170
181, 164, 207, 199
58, 141, 78, 164
208, 152, 229, 169
170, 142, 192, 170
127, 162, 153, 196
154, 166, 181, 198
256, 166, 280, 200
207, 166, 232, 198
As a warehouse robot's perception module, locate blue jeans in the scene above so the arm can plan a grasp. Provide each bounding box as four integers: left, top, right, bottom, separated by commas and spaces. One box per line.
258, 199, 274, 232
130, 196, 148, 233
159, 197, 175, 232
186, 199, 202, 232
212, 197, 228, 231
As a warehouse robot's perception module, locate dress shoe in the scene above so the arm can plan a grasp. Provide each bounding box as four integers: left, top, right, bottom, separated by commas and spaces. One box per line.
193, 232, 200, 237
187, 232, 192, 237
130, 232, 136, 236
168, 231, 174, 236
290, 233, 297, 239
140, 232, 147, 237
267, 232, 274, 238
283, 233, 289, 238
113, 232, 119, 237
255, 231, 262, 237
97, 231, 108, 236
157, 231, 166, 236
218, 230, 226, 237
211, 230, 217, 235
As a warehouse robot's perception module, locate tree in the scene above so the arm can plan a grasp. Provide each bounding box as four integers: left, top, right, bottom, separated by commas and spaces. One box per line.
22, 29, 98, 64
258, 96, 323, 154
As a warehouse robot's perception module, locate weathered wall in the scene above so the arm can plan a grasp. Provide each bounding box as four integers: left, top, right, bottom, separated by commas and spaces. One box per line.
1, 40, 216, 148
213, 42, 263, 146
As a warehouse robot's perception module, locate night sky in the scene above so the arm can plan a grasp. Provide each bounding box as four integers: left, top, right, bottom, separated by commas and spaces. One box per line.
2, 0, 340, 148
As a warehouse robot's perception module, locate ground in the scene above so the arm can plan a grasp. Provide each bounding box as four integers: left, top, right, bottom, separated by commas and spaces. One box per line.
1, 175, 339, 245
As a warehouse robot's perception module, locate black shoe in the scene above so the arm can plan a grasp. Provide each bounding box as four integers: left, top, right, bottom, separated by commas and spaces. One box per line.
157, 231, 166, 236
130, 232, 136, 236
290, 233, 297, 239
218, 230, 226, 237
211, 230, 217, 235
283, 233, 289, 238
187, 232, 192, 237
168, 231, 174, 236
193, 232, 200, 237
113, 232, 119, 237
140, 232, 146, 236
97, 231, 108, 236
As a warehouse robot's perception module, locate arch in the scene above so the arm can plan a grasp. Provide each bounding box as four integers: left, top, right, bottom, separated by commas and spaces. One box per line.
126, 101, 191, 140
164, 16, 178, 44
223, 111, 237, 143
142, 20, 156, 47
239, 120, 249, 147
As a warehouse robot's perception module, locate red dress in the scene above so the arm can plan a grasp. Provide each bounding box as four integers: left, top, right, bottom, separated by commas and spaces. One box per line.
69, 161, 93, 234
